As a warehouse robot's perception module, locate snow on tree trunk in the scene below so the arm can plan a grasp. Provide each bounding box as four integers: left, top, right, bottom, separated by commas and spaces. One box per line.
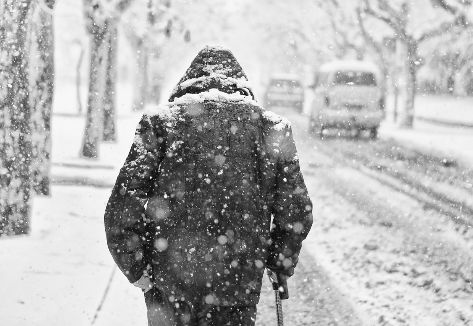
81, 32, 108, 158
132, 39, 149, 111
82, 0, 134, 154
447, 73, 455, 94
148, 51, 162, 105
102, 21, 118, 142
28, 0, 55, 195
148, 77, 161, 105
398, 41, 418, 129
76, 41, 85, 115
401, 63, 417, 128
392, 82, 400, 123
0, 0, 33, 235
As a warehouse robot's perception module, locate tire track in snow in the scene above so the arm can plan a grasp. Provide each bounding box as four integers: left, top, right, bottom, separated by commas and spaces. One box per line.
282, 107, 473, 232
308, 165, 473, 325
315, 141, 473, 228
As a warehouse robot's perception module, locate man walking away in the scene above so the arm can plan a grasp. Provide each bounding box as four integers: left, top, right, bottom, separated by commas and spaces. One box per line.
104, 46, 313, 326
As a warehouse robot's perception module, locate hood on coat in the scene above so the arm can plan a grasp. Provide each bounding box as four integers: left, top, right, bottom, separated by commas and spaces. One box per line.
169, 46, 254, 102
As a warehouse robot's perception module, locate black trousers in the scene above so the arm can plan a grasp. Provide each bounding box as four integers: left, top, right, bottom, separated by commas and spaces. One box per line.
144, 288, 257, 326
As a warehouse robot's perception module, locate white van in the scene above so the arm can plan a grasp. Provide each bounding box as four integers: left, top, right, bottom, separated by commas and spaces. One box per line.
309, 60, 385, 139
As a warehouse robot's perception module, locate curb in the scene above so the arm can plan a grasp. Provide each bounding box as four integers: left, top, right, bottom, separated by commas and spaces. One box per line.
416, 116, 473, 129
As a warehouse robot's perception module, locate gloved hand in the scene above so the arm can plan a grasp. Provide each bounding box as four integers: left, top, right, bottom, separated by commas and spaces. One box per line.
276, 273, 289, 300
266, 253, 298, 277
133, 275, 153, 293
267, 270, 289, 300
266, 252, 295, 300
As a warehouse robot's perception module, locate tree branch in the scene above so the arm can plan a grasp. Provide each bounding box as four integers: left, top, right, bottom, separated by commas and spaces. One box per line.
378, 0, 404, 23
432, 0, 462, 14
418, 15, 468, 42
115, 0, 134, 13
320, 0, 363, 56
356, 6, 384, 56
362, 0, 403, 33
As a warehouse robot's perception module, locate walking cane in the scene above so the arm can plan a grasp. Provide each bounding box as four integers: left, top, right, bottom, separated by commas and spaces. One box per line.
267, 270, 288, 326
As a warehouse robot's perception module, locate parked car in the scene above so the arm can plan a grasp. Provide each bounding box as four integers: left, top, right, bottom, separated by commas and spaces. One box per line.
308, 60, 385, 139
264, 74, 304, 112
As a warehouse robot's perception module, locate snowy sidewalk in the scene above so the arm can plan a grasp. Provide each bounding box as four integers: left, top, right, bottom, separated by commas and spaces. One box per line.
413, 94, 473, 127
0, 113, 148, 325
380, 120, 473, 166
50, 114, 140, 184
379, 94, 473, 166
0, 186, 147, 325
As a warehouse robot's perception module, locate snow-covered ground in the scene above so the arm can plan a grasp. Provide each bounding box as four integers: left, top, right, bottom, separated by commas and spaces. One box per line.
0, 186, 147, 326
0, 112, 146, 325
414, 94, 473, 126
283, 107, 473, 325
382, 94, 473, 167
381, 121, 473, 167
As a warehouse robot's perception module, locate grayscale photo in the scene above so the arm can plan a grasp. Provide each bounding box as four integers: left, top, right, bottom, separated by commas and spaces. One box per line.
1, 0, 473, 325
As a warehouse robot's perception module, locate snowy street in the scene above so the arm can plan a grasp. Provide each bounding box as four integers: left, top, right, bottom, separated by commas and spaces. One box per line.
1, 106, 472, 325
282, 107, 473, 325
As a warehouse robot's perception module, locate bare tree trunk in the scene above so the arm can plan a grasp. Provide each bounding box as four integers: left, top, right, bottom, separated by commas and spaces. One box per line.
447, 72, 455, 94
147, 49, 162, 105
29, 0, 55, 196
399, 42, 418, 128
82, 0, 134, 155
103, 22, 118, 142
132, 40, 149, 111
393, 81, 399, 123
76, 41, 85, 115
0, 0, 33, 235
405, 63, 417, 127
356, 8, 388, 112
378, 64, 388, 102
81, 34, 107, 158
148, 77, 162, 105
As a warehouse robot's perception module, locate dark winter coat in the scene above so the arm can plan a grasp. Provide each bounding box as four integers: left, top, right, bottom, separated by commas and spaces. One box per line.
104, 46, 313, 306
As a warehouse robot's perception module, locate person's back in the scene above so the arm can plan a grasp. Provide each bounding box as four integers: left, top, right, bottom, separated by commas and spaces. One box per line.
104, 46, 313, 325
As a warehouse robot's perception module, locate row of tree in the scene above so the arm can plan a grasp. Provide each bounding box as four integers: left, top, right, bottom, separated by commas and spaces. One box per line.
81, 0, 189, 158
319, 0, 472, 127
0, 0, 188, 236
0, 0, 55, 235
80, 0, 135, 158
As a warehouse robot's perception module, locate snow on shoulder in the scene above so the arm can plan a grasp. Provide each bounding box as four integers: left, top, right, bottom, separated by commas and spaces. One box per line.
144, 104, 182, 129
146, 94, 291, 134
177, 73, 251, 91
201, 44, 230, 52
169, 88, 258, 106
262, 110, 291, 132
